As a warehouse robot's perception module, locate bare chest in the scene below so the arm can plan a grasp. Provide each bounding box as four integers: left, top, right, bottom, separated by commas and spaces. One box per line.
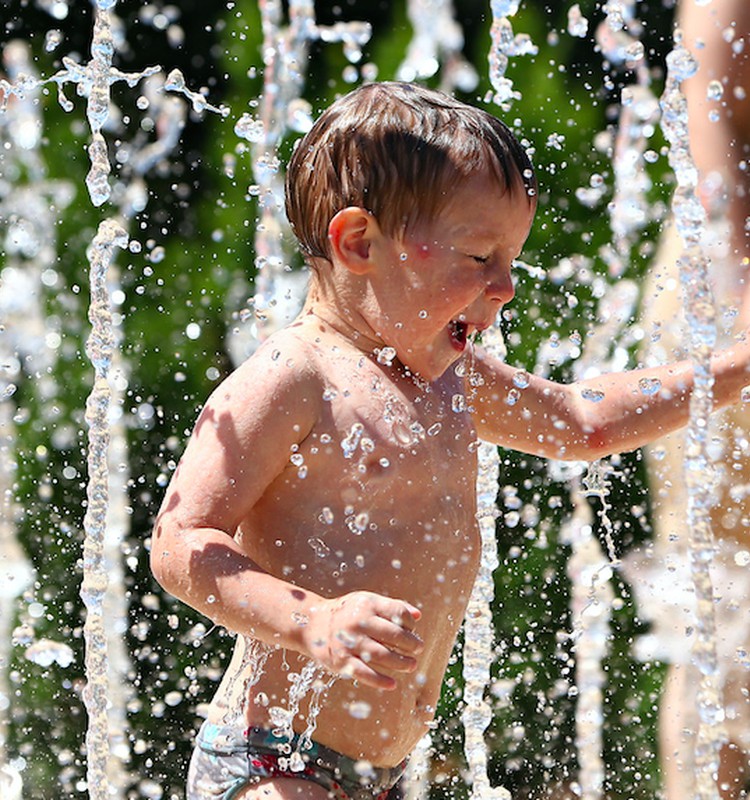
244, 354, 480, 594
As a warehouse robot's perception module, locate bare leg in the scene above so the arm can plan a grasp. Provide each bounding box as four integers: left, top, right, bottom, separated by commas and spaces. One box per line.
235, 777, 332, 799
662, 664, 750, 799
718, 742, 749, 800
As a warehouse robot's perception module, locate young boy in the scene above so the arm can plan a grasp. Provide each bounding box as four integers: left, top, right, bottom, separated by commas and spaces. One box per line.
151, 82, 750, 800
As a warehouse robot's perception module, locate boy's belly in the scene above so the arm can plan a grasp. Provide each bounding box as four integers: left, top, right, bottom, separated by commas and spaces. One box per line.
252, 648, 447, 765
207, 589, 469, 767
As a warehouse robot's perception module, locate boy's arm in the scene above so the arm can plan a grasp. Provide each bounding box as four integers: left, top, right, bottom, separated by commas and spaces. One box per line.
151, 345, 422, 689
469, 332, 750, 460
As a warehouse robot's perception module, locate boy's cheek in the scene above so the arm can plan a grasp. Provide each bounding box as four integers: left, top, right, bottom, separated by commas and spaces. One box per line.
415, 243, 432, 261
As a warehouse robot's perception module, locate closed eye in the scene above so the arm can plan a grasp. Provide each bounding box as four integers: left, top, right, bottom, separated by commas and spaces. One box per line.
470, 255, 489, 265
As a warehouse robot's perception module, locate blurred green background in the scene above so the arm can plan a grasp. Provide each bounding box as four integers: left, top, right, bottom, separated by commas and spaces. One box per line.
0, 1, 678, 798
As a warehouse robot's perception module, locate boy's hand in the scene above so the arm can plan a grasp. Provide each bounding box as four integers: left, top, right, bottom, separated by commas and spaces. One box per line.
304, 592, 423, 690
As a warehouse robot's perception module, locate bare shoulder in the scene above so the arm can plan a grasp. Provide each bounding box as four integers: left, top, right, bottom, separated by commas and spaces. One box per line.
209, 321, 326, 438
158, 320, 327, 534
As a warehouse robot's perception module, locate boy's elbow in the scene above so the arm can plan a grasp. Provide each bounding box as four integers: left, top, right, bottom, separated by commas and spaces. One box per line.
149, 540, 168, 590
149, 523, 178, 592
549, 420, 618, 462
560, 396, 621, 461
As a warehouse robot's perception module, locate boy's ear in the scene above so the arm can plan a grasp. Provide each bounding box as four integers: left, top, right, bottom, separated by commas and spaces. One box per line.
327, 207, 378, 275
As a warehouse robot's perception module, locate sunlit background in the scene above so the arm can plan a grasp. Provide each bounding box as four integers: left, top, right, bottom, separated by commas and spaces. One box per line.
0, 2, 682, 798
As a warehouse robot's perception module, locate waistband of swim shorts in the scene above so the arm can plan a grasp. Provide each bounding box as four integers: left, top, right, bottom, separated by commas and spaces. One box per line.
195, 721, 406, 794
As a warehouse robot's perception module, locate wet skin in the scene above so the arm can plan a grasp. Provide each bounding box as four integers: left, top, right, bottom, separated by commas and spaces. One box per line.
213, 316, 482, 764
152, 171, 750, 771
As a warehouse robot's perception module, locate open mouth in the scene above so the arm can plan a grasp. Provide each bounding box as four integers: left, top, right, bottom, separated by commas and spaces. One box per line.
449, 319, 469, 351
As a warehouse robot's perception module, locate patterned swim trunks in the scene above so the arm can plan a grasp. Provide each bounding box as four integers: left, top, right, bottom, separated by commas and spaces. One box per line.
186, 721, 406, 800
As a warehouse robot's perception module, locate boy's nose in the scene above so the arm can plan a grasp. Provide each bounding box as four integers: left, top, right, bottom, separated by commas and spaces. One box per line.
485, 269, 515, 304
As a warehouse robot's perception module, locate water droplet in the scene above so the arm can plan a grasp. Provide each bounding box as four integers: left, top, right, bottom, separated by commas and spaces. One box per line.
291, 611, 309, 627
348, 701, 372, 719
234, 112, 265, 142
376, 347, 397, 366
505, 388, 520, 406
308, 537, 330, 558
341, 422, 364, 458
452, 394, 466, 413
351, 512, 369, 534
427, 422, 442, 436
44, 29, 64, 52
504, 511, 520, 527
289, 751, 305, 772
581, 388, 605, 403
638, 377, 661, 396
625, 41, 645, 63
24, 639, 75, 668
409, 422, 425, 440
512, 369, 530, 389
706, 79, 724, 102
418, 310, 428, 319
734, 550, 750, 567
149, 245, 166, 263
567, 4, 588, 37
164, 691, 182, 707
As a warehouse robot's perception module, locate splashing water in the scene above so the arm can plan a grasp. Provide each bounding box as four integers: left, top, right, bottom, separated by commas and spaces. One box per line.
548, 280, 639, 800
0, 3, 733, 799
220, 637, 274, 727
596, 0, 660, 277
456, 7, 541, 792
397, 0, 477, 93
80, 217, 128, 800
561, 495, 613, 800
0, 38, 75, 797
660, 29, 722, 800
462, 331, 510, 800
228, 0, 373, 358
268, 660, 335, 771
403, 733, 433, 800
296, 668, 336, 759
487, 0, 537, 110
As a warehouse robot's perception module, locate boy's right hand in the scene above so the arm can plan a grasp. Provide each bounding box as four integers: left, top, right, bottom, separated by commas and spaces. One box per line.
303, 592, 424, 690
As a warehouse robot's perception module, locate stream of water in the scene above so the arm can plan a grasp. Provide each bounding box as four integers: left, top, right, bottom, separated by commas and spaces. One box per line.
0, 2, 730, 798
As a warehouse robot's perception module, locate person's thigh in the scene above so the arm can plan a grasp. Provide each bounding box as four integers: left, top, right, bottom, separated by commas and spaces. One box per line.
234, 777, 333, 799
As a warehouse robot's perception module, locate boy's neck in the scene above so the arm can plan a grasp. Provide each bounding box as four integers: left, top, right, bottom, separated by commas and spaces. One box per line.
303, 302, 385, 356
301, 303, 435, 393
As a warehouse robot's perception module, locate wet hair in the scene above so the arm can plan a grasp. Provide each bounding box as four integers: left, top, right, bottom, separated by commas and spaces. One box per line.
285, 81, 536, 262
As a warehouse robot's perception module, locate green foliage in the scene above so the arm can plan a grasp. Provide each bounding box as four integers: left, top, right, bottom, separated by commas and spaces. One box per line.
0, 1, 679, 798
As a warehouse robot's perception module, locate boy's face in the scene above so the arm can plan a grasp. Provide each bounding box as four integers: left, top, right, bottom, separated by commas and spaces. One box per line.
369, 172, 534, 381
